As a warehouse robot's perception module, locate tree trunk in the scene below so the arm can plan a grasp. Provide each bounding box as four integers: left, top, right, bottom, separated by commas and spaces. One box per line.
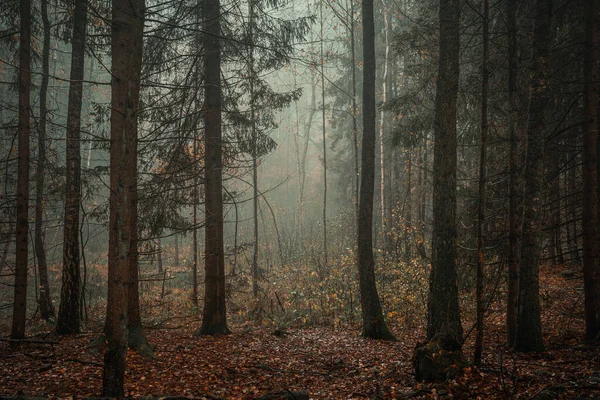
514, 0, 552, 353
57, 0, 87, 335
249, 0, 259, 302
474, 0, 489, 367
379, 3, 391, 249
415, 1, 466, 381
404, 149, 412, 261
426, 0, 463, 342
197, 0, 230, 335
102, 0, 145, 395
350, 0, 359, 229
582, 0, 599, 342
174, 233, 179, 267
11, 0, 31, 341
320, 0, 328, 268
192, 0, 201, 309
36, 0, 55, 322
157, 239, 163, 274
506, 0, 520, 343
193, 139, 199, 307
357, 0, 395, 341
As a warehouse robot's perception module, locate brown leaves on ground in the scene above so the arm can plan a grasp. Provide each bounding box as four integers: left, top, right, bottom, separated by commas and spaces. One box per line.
0, 264, 599, 399
0, 324, 415, 399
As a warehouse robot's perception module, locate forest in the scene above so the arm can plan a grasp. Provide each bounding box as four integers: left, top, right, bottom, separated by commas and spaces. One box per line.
0, 0, 599, 397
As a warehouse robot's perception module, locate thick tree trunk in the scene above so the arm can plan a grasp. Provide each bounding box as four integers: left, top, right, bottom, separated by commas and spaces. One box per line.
57, 0, 87, 335
357, 0, 395, 341
514, 0, 552, 353
582, 0, 599, 342
426, 0, 463, 342
197, 0, 230, 335
415, 1, 466, 380
11, 0, 31, 340
474, 0, 489, 367
102, 0, 145, 395
36, 0, 55, 322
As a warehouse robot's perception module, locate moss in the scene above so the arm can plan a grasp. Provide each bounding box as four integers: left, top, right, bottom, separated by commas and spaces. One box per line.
413, 334, 468, 382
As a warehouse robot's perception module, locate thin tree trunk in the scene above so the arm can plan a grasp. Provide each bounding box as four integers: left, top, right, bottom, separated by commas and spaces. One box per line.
404, 149, 412, 260
102, 0, 144, 394
36, 0, 55, 322
514, 0, 552, 353
249, 0, 259, 301
420, 136, 428, 228
582, 0, 599, 342
193, 139, 199, 307
379, 3, 391, 249
294, 75, 316, 242
157, 239, 163, 274
174, 233, 179, 267
506, 0, 521, 345
57, 0, 87, 335
192, 0, 201, 309
474, 0, 489, 366
357, 0, 395, 341
320, 0, 328, 268
349, 0, 359, 228
197, 0, 230, 335
569, 163, 581, 262
11, 0, 31, 340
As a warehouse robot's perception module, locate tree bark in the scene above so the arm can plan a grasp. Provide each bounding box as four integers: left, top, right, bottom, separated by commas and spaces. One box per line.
514, 0, 552, 353
102, 0, 145, 395
582, 0, 599, 342
11, 0, 31, 340
36, 0, 55, 322
426, 0, 463, 342
320, 0, 328, 268
57, 0, 87, 335
357, 0, 395, 341
474, 0, 489, 367
249, 0, 259, 302
197, 0, 230, 335
350, 0, 359, 229
506, 0, 520, 346
379, 3, 391, 249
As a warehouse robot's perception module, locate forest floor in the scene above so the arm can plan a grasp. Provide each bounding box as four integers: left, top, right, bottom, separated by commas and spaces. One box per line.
0, 264, 599, 399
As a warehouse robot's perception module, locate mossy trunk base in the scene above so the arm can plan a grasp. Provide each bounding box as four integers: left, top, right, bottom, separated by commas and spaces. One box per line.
128, 325, 155, 358
413, 334, 468, 382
